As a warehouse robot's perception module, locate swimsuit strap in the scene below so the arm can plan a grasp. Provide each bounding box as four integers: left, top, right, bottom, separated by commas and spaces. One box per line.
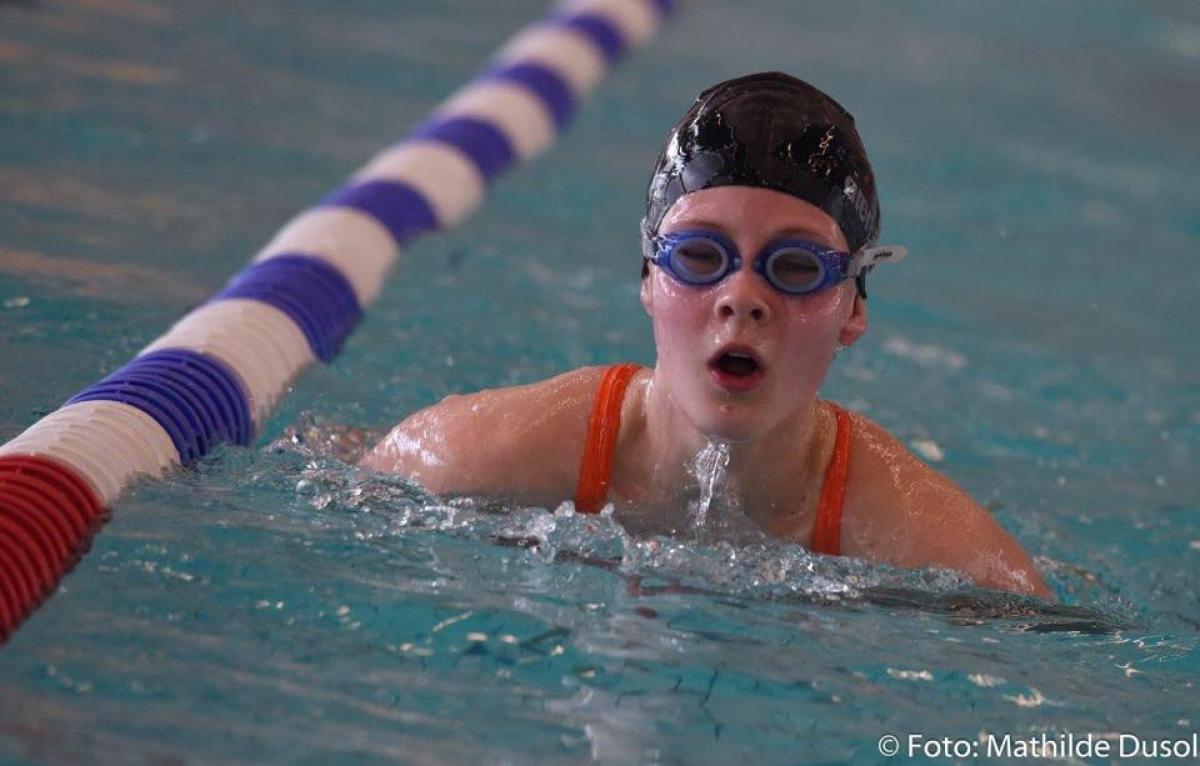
809, 402, 852, 556
574, 363, 642, 514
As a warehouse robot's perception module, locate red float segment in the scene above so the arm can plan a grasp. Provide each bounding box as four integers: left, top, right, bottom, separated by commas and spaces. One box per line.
0, 534, 33, 636
3, 483, 77, 563
0, 510, 56, 598
0, 455, 106, 641
0, 456, 105, 529
0, 516, 41, 594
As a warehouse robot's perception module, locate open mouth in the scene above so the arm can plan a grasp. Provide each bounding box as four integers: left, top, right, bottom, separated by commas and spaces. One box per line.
715, 351, 760, 378
707, 346, 766, 391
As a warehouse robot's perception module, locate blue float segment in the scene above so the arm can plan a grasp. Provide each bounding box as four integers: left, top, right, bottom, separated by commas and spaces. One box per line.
553, 12, 626, 64
213, 255, 362, 362
321, 180, 438, 247
649, 0, 675, 16
410, 116, 515, 182
66, 349, 253, 464
485, 62, 575, 130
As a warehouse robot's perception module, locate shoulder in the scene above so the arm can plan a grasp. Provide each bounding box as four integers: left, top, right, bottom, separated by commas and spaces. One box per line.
359, 366, 610, 504
839, 411, 962, 543
839, 409, 1051, 598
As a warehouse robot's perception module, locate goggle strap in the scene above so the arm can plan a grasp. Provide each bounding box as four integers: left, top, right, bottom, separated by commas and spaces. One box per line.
849, 244, 908, 277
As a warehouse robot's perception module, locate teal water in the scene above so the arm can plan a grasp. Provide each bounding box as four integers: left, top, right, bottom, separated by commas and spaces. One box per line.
2, 0, 1198, 763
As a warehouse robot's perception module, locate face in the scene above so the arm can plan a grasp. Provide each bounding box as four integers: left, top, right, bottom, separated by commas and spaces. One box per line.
641, 186, 868, 443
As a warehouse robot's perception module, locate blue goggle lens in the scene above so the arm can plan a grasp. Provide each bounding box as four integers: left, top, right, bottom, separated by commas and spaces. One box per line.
667, 237, 730, 283
764, 246, 825, 293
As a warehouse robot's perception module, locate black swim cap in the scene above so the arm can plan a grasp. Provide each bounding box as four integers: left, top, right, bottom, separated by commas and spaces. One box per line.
643, 72, 882, 295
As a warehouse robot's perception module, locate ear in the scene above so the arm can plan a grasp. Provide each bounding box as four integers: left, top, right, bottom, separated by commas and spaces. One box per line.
838, 291, 868, 347
640, 275, 654, 317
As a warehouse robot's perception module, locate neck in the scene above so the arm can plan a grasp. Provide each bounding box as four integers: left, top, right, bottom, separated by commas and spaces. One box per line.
632, 369, 825, 530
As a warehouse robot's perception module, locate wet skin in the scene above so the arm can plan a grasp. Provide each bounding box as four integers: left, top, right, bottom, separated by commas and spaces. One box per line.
362, 187, 1052, 599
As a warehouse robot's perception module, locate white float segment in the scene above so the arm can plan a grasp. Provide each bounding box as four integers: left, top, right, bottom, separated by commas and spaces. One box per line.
142, 298, 315, 427
0, 401, 179, 505
437, 80, 557, 160
559, 0, 659, 47
351, 141, 486, 229
254, 207, 398, 307
495, 23, 609, 96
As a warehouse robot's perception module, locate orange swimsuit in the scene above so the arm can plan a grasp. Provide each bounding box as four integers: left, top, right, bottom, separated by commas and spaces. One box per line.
572, 363, 852, 556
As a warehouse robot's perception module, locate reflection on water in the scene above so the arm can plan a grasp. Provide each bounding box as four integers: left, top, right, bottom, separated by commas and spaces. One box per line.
0, 415, 1191, 765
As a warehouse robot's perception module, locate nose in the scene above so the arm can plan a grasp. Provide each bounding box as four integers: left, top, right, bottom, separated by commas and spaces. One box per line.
714, 268, 771, 324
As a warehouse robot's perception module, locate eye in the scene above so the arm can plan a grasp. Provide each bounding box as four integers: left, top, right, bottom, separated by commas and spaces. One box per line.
767, 248, 823, 291
670, 238, 728, 281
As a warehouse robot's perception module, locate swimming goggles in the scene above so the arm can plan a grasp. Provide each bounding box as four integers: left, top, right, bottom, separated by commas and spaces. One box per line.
642, 229, 907, 296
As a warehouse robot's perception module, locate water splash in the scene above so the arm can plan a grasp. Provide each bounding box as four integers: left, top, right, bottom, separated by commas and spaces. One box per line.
686, 441, 731, 531
260, 416, 1137, 629
679, 441, 770, 546
269, 411, 385, 465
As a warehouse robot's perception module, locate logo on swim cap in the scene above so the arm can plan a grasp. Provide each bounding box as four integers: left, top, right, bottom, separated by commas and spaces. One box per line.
844, 175, 877, 241
644, 72, 881, 254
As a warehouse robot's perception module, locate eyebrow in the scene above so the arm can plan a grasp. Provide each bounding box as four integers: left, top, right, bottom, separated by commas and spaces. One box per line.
666, 219, 838, 248
776, 226, 836, 245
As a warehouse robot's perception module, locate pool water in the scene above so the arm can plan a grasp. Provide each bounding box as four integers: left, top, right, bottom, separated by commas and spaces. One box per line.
2, 0, 1198, 762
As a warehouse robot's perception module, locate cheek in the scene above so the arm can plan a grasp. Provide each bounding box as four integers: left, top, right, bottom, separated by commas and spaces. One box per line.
802, 283, 854, 321
777, 287, 854, 350
650, 272, 710, 351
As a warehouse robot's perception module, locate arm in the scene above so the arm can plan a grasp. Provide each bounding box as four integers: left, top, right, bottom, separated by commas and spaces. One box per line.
842, 416, 1052, 599
359, 367, 601, 506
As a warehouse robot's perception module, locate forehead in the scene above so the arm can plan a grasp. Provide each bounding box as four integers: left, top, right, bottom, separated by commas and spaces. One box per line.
661, 186, 849, 250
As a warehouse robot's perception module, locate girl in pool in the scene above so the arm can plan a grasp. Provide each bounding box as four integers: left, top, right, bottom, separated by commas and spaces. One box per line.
362, 72, 1051, 599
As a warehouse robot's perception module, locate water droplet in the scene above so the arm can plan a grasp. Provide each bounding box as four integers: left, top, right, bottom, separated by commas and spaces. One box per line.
910, 439, 944, 462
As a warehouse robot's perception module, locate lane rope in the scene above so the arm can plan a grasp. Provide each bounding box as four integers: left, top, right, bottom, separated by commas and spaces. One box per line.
0, 0, 678, 641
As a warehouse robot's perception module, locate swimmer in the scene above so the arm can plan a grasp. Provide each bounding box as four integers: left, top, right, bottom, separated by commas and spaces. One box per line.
362, 72, 1052, 599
